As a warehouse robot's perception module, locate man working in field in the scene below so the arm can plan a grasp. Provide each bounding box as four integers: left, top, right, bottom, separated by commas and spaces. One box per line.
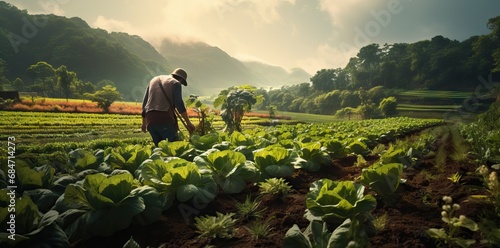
141, 68, 196, 146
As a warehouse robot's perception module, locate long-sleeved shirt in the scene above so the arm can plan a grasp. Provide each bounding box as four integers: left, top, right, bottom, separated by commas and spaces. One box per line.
141, 75, 187, 128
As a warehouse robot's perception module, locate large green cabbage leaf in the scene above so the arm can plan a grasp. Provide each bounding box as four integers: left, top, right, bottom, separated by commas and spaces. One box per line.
360, 163, 403, 206
306, 179, 376, 225
253, 146, 299, 178
57, 172, 162, 242
141, 158, 217, 204
194, 150, 259, 194
0, 190, 69, 248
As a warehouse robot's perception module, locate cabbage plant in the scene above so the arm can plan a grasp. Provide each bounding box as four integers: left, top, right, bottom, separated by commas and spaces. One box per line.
283, 219, 369, 248
253, 146, 301, 178
360, 163, 403, 206
194, 150, 259, 194
295, 142, 331, 172
0, 190, 69, 248
67, 148, 105, 172
100, 144, 152, 174
56, 172, 163, 242
141, 158, 217, 204
155, 140, 199, 161
306, 179, 376, 225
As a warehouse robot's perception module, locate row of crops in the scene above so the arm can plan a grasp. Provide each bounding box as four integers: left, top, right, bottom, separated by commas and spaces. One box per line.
0, 111, 278, 152
0, 117, 443, 247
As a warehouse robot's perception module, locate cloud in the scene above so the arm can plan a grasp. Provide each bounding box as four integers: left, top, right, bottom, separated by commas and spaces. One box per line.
92, 16, 137, 34
157, 0, 295, 39
297, 43, 359, 74
24, 0, 67, 15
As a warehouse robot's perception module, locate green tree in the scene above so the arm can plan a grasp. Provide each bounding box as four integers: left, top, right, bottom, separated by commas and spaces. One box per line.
84, 85, 122, 112
367, 86, 386, 104
487, 16, 500, 72
0, 58, 10, 90
26, 61, 56, 96
214, 85, 259, 134
71, 80, 96, 98
379, 96, 398, 117
311, 68, 347, 92
56, 65, 76, 100
314, 90, 341, 115
311, 68, 335, 92
12, 78, 24, 91
267, 105, 277, 119
340, 90, 361, 108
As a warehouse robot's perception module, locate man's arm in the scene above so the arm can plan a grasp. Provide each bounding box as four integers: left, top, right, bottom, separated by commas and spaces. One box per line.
173, 83, 196, 134
141, 85, 149, 132
179, 111, 196, 134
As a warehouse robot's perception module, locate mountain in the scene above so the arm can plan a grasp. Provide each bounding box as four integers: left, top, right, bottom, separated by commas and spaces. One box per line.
0, 2, 176, 100
157, 39, 311, 96
0, 1, 311, 99
242, 61, 311, 88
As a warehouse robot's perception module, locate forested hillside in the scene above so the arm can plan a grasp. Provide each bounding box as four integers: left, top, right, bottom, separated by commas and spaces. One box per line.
0, 1, 312, 99
1, 0, 499, 105
0, 2, 177, 100
254, 16, 500, 115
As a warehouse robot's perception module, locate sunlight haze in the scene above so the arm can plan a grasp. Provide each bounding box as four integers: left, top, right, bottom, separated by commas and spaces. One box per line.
6, 0, 500, 74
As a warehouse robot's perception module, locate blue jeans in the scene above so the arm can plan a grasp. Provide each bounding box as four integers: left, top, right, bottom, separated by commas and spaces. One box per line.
147, 125, 179, 146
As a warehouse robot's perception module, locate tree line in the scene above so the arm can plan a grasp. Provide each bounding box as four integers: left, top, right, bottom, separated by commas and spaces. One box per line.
0, 60, 122, 112
252, 16, 500, 117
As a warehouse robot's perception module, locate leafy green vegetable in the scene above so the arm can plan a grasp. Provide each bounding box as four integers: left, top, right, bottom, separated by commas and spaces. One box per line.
194, 150, 259, 194
253, 146, 300, 178
283, 219, 369, 248
0, 190, 69, 248
323, 139, 348, 159
141, 158, 217, 204
380, 146, 407, 164
347, 140, 370, 156
57, 172, 162, 242
67, 148, 105, 172
156, 140, 199, 161
295, 142, 331, 172
283, 224, 313, 248
190, 133, 220, 150
360, 163, 403, 205
16, 164, 55, 190
194, 212, 238, 241
100, 144, 152, 174
306, 179, 376, 225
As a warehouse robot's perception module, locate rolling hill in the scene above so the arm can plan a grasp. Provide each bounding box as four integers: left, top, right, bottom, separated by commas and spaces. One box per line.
0, 1, 311, 99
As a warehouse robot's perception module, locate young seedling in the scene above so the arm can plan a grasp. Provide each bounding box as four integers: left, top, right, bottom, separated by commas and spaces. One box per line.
194, 212, 238, 241
234, 195, 266, 221
447, 172, 462, 184
427, 196, 479, 248
373, 213, 389, 232
258, 177, 292, 199
244, 218, 275, 241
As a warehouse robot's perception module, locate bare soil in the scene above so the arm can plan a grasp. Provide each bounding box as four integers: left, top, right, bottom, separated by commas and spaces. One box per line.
75, 124, 492, 248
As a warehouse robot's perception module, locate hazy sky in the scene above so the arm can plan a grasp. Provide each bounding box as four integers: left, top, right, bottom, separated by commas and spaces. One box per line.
5, 0, 500, 74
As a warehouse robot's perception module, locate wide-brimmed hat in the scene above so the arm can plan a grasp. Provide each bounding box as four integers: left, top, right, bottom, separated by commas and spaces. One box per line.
172, 68, 188, 86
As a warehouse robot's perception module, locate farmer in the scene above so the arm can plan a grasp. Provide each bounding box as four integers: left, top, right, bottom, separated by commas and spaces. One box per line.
141, 68, 196, 146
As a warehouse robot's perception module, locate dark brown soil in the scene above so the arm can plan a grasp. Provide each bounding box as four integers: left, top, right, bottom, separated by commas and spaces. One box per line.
74, 125, 493, 248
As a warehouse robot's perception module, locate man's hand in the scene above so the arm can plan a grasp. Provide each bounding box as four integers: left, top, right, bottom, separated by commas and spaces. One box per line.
187, 122, 196, 135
